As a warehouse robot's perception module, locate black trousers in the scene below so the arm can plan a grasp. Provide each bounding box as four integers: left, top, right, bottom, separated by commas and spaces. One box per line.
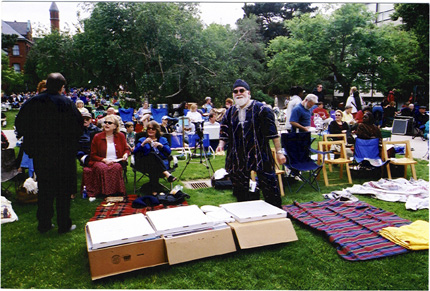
33, 155, 76, 233
229, 169, 282, 208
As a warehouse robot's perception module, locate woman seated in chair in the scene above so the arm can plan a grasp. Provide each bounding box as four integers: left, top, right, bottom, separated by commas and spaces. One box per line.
328, 110, 349, 137
86, 115, 130, 196
356, 112, 382, 143
133, 121, 176, 195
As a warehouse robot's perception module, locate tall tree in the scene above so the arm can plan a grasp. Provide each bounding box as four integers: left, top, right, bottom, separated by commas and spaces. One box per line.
266, 3, 420, 100
243, 3, 317, 42
24, 31, 74, 90
391, 3, 429, 102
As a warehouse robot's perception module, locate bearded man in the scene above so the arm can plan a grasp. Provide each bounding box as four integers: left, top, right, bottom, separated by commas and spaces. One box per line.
289, 94, 318, 132
215, 79, 286, 208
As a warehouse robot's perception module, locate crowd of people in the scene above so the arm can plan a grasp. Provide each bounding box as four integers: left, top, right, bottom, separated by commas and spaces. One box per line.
3, 72, 428, 234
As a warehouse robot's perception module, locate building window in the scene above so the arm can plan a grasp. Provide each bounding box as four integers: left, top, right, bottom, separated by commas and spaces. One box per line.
13, 63, 21, 73
12, 45, 20, 56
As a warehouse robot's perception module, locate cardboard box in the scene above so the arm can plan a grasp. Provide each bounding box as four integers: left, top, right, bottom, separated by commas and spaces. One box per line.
86, 230, 168, 280
86, 214, 157, 250
164, 225, 237, 265
228, 218, 298, 249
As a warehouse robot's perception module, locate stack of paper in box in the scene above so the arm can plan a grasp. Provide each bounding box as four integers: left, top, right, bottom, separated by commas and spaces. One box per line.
220, 200, 286, 222
86, 213, 158, 250
146, 205, 215, 237
220, 200, 298, 249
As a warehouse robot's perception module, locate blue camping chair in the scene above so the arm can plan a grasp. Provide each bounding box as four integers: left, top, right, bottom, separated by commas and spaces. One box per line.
118, 108, 134, 123
353, 137, 389, 170
281, 132, 327, 192
151, 108, 168, 123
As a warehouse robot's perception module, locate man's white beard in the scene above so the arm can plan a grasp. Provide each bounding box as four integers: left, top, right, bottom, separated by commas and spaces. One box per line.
234, 96, 249, 107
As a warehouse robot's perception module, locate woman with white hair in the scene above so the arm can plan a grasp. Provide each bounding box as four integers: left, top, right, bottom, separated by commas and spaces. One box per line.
84, 115, 130, 197
76, 100, 89, 114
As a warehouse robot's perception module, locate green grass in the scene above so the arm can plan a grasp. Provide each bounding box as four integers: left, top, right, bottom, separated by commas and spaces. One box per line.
1, 142, 429, 289
1, 109, 20, 130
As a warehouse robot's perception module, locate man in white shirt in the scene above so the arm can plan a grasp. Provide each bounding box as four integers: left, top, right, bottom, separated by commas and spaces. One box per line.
285, 86, 304, 131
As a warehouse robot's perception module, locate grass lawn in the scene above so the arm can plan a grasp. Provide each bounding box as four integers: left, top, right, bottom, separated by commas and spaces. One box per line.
1, 130, 428, 289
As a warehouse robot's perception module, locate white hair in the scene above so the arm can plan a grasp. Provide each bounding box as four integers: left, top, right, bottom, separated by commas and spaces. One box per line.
305, 94, 318, 103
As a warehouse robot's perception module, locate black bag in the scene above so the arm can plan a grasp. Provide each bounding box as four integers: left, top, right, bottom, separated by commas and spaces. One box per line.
211, 176, 233, 189
155, 191, 190, 206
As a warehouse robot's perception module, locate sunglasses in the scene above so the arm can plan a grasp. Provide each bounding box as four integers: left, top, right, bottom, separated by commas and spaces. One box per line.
147, 127, 155, 130
233, 89, 246, 94
104, 121, 114, 125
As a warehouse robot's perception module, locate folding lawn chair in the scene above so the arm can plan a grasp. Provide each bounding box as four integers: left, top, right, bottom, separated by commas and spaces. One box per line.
281, 132, 326, 193
118, 108, 134, 123
1, 148, 20, 196
352, 137, 389, 178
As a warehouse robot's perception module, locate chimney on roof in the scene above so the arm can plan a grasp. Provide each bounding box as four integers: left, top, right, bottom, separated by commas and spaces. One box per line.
49, 2, 60, 32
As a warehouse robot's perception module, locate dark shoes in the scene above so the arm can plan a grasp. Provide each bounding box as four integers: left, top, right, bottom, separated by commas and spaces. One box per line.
38, 224, 55, 234
58, 224, 76, 234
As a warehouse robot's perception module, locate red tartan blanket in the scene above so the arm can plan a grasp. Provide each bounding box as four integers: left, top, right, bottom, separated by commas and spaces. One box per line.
89, 195, 188, 221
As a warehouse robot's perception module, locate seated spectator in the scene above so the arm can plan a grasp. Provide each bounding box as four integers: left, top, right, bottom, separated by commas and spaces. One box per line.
76, 100, 89, 114
225, 98, 234, 109
342, 105, 356, 126
133, 121, 176, 195
172, 101, 188, 117
328, 110, 355, 145
401, 103, 415, 117
87, 115, 130, 196
204, 113, 219, 126
160, 116, 175, 134
356, 112, 382, 143
328, 110, 349, 135
99, 107, 126, 133
77, 112, 101, 166
186, 104, 203, 123
125, 122, 136, 152
312, 102, 333, 126
94, 100, 105, 111
136, 101, 152, 128
383, 101, 397, 127
202, 96, 213, 113
354, 106, 372, 124
414, 106, 429, 134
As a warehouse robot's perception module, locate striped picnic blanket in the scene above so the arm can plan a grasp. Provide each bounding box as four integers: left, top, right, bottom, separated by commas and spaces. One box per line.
284, 200, 410, 261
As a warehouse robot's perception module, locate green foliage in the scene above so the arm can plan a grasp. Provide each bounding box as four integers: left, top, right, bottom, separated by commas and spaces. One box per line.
24, 31, 74, 90
391, 3, 429, 97
243, 3, 318, 42
266, 3, 421, 101
1, 53, 25, 94
1, 34, 18, 51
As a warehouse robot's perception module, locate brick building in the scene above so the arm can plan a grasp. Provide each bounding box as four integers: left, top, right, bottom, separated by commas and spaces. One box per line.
2, 20, 34, 73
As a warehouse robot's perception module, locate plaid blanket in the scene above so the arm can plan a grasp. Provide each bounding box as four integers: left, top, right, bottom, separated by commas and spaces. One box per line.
89, 195, 188, 221
284, 200, 410, 261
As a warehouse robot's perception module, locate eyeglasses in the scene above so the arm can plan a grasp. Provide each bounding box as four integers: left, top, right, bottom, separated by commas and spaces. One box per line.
147, 127, 155, 130
233, 89, 246, 94
335, 114, 342, 117
104, 121, 114, 125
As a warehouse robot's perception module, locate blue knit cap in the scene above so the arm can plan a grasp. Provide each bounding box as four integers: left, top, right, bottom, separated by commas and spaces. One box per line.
233, 79, 250, 91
